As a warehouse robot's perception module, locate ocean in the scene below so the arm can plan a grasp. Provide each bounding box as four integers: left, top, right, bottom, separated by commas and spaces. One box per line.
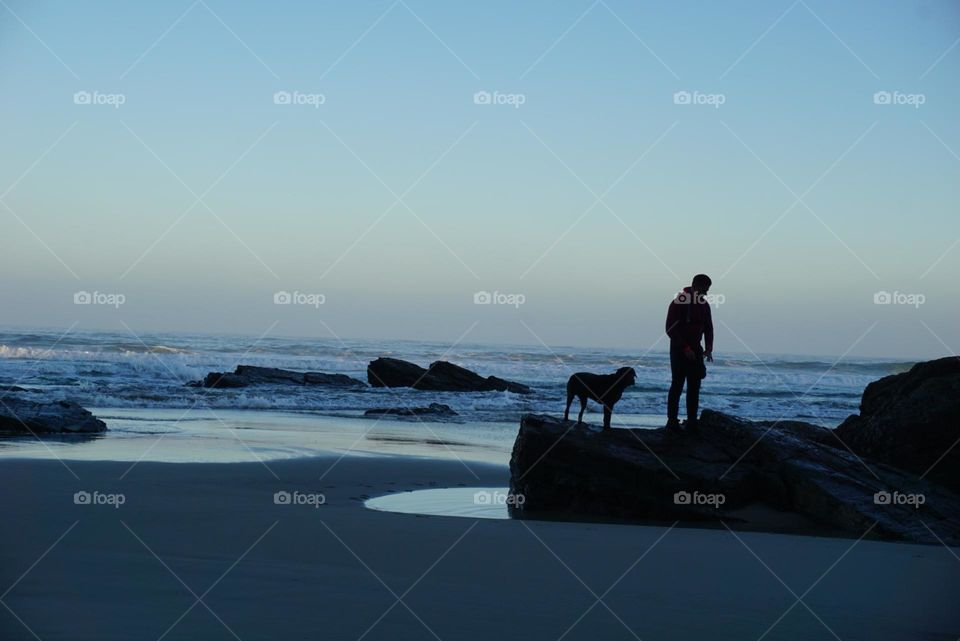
0, 327, 914, 462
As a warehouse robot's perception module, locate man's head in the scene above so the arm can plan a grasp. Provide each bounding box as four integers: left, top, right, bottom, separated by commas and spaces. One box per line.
691, 274, 712, 297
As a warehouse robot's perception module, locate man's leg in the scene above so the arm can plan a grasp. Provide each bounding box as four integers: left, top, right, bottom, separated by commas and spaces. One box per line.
686, 366, 701, 425
667, 348, 685, 422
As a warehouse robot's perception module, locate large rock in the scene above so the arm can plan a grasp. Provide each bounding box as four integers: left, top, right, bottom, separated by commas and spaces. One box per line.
509, 411, 960, 544
367, 358, 530, 394
836, 357, 960, 492
0, 396, 107, 433
193, 365, 366, 389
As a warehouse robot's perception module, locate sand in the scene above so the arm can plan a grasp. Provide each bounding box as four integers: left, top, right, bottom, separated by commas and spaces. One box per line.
1, 454, 958, 640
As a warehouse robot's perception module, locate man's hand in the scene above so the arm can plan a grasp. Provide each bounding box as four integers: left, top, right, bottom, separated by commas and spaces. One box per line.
705, 351, 714, 363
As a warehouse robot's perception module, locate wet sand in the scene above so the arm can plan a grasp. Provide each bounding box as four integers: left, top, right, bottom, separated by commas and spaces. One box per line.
1, 453, 958, 640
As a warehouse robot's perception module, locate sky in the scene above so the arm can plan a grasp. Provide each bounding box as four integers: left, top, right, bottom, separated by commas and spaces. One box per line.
0, 0, 958, 359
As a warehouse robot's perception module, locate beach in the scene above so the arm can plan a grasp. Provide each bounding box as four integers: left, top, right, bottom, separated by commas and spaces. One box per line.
3, 451, 958, 641
4, 1, 959, 638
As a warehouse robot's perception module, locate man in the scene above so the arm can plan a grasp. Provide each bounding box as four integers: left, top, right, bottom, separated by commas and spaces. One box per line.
665, 274, 714, 431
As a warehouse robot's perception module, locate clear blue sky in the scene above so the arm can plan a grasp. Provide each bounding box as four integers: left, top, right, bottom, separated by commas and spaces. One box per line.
1, 0, 958, 358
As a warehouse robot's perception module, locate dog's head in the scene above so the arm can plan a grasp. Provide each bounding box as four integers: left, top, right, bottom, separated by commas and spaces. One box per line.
614, 366, 637, 389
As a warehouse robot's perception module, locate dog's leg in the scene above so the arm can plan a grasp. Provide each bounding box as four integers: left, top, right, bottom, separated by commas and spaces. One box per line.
603, 405, 612, 430
577, 397, 586, 424
564, 388, 572, 421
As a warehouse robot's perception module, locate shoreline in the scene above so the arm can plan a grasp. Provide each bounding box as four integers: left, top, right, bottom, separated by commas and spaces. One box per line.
2, 455, 957, 640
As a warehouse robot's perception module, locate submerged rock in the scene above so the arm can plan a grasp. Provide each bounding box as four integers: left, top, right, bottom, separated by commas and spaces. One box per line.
192, 365, 366, 389
367, 357, 530, 394
364, 403, 458, 418
0, 396, 107, 433
836, 357, 960, 492
509, 411, 960, 544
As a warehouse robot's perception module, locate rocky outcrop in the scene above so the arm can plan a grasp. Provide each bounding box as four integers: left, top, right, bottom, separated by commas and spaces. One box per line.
192, 365, 366, 389
836, 357, 960, 492
364, 403, 458, 418
367, 358, 530, 394
0, 396, 107, 433
509, 411, 960, 545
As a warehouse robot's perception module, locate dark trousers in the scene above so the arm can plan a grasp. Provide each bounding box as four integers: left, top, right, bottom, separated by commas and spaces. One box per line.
668, 345, 701, 422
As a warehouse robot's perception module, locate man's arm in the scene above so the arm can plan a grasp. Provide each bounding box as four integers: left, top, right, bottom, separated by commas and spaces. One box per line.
665, 302, 685, 345
704, 303, 714, 360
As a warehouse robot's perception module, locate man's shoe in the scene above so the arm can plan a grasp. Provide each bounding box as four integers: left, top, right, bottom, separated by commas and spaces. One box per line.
685, 418, 700, 433
665, 418, 682, 431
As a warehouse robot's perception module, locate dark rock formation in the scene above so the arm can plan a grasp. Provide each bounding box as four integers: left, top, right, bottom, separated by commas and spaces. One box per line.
0, 385, 28, 393
192, 365, 366, 389
836, 357, 960, 492
367, 357, 530, 394
509, 411, 960, 544
0, 397, 107, 433
364, 403, 458, 418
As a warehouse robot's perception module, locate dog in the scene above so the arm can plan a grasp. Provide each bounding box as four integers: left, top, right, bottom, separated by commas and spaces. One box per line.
564, 366, 637, 430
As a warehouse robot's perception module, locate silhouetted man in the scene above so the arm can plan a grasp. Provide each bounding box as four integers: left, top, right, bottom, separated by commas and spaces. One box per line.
665, 274, 714, 430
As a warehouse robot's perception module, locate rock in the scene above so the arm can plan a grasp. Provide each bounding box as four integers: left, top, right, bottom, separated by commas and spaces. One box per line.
201, 372, 248, 388
193, 365, 366, 389
364, 403, 458, 418
367, 357, 530, 394
836, 357, 960, 492
235, 365, 304, 384
509, 411, 960, 545
366, 358, 427, 388
0, 397, 107, 433
302, 372, 364, 387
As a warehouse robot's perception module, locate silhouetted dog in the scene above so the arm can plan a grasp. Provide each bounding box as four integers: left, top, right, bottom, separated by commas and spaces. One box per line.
564, 367, 637, 430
